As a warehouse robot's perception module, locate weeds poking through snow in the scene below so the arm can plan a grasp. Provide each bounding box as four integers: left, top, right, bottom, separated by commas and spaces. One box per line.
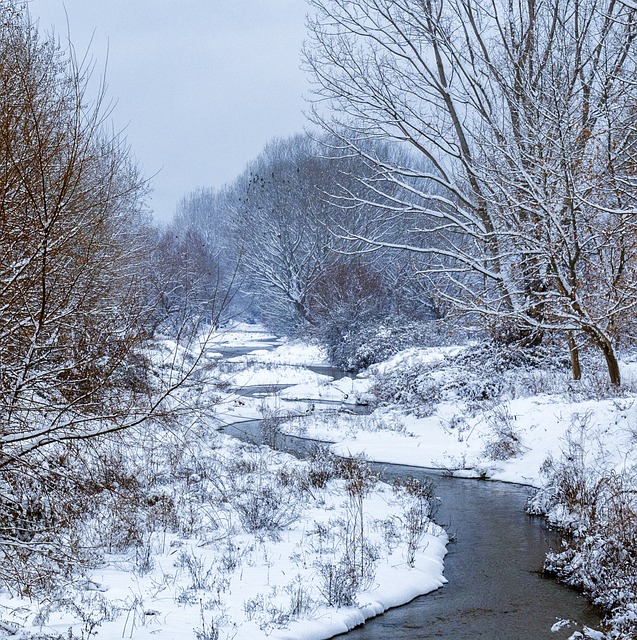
392, 477, 437, 567
194, 603, 220, 640
307, 445, 338, 489
483, 404, 523, 461
175, 548, 216, 591
315, 558, 359, 608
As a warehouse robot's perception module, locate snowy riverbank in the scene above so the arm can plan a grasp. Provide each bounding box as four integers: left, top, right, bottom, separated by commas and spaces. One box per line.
0, 324, 447, 640
275, 344, 637, 489
212, 325, 637, 638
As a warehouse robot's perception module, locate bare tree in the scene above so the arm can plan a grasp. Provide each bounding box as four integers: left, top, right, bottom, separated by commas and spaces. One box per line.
0, 2, 233, 591
305, 0, 637, 384
0, 1, 158, 453
223, 133, 440, 334
227, 134, 340, 331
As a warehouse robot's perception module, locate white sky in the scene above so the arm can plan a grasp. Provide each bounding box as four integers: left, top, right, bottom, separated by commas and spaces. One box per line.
27, 1, 311, 223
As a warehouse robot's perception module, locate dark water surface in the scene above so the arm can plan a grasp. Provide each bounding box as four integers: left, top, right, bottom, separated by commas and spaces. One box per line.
342, 465, 599, 640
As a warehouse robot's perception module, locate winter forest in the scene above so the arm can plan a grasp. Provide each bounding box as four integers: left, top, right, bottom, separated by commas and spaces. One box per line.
3, 0, 637, 638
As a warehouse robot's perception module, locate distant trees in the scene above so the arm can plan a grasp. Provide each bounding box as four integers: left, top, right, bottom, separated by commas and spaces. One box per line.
216, 135, 440, 340
227, 134, 338, 331
149, 188, 238, 332
166, 133, 442, 367
305, 0, 637, 384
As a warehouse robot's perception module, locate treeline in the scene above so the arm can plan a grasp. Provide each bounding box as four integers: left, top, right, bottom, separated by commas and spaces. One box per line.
162, 134, 452, 370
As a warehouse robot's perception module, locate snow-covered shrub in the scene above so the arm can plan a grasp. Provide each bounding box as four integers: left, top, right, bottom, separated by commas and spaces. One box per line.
369, 344, 512, 417
286, 574, 315, 619
371, 341, 573, 418
306, 445, 339, 489
565, 365, 637, 402
333, 457, 380, 591
528, 420, 637, 638
392, 476, 437, 566
371, 363, 443, 417
175, 548, 216, 591
321, 317, 451, 373
526, 414, 596, 525
244, 483, 289, 527
336, 456, 379, 498
0, 442, 152, 596
449, 344, 563, 403
226, 453, 304, 535
315, 558, 358, 607
542, 470, 637, 637
233, 483, 301, 534
261, 413, 284, 450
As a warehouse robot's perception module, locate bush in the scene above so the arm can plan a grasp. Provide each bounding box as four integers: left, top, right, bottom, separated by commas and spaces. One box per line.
392, 476, 437, 566
234, 484, 300, 533
527, 422, 637, 638
482, 404, 523, 461
306, 445, 339, 489
371, 341, 571, 417
372, 365, 443, 417
320, 317, 451, 372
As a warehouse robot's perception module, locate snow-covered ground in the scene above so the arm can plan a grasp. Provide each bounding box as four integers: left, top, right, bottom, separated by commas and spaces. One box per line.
6, 322, 635, 639
0, 324, 447, 640
8, 435, 446, 640
278, 346, 637, 489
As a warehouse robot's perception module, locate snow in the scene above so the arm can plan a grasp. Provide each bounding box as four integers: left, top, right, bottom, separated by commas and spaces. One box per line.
220, 364, 331, 388
227, 339, 330, 367
208, 321, 281, 348
6, 323, 633, 639
277, 347, 637, 489
0, 325, 448, 640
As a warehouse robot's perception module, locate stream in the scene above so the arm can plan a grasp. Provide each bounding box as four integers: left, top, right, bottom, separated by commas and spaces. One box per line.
217, 346, 601, 639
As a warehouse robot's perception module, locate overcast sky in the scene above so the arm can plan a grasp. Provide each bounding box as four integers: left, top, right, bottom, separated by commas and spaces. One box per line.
28, 1, 311, 222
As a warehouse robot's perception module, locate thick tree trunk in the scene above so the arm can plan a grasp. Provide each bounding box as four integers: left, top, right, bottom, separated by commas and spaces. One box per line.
568, 333, 582, 381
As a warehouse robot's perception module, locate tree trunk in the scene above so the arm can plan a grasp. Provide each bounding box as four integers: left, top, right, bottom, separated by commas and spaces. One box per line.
568, 333, 582, 381
600, 339, 621, 386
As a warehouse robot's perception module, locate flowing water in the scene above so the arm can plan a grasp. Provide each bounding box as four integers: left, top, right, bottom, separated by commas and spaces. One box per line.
219, 352, 601, 639
342, 466, 600, 640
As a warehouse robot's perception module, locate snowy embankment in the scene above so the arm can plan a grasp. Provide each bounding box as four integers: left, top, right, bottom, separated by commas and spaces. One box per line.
279, 345, 637, 488
0, 323, 447, 640
215, 332, 637, 639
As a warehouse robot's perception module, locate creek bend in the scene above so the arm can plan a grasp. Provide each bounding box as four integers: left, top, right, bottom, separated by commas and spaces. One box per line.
218, 354, 601, 638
